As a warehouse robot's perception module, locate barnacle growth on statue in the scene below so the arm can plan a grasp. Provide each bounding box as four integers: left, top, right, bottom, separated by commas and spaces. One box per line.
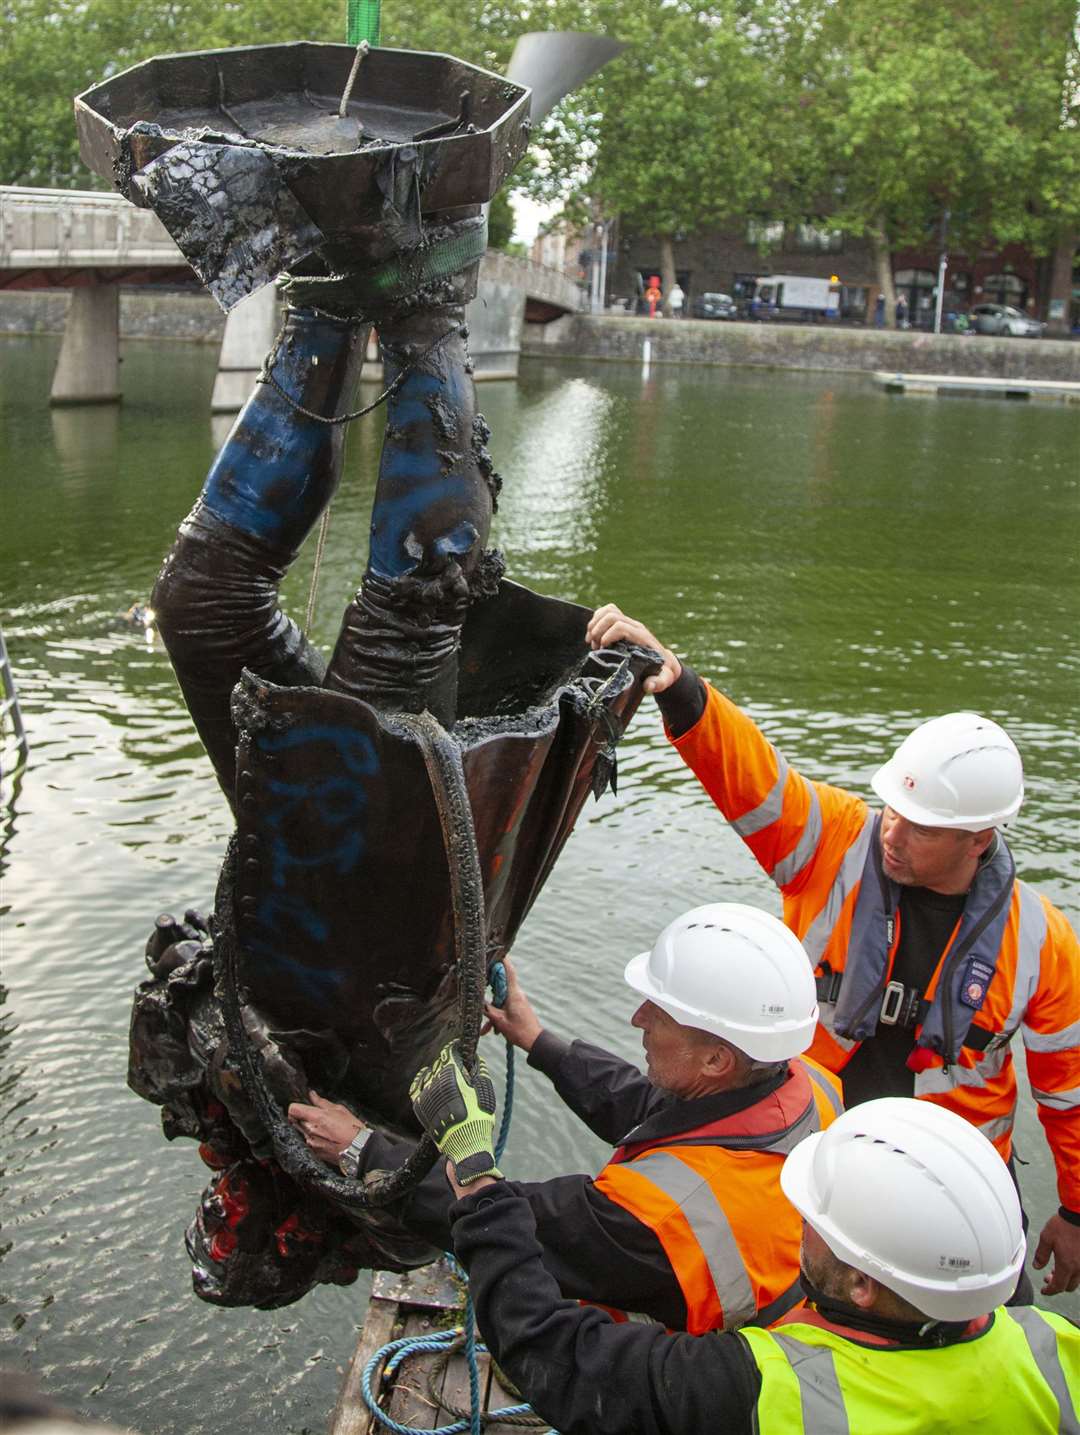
77, 42, 659, 1309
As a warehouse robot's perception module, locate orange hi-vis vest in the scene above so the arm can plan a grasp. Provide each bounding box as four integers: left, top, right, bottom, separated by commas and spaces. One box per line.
592, 1057, 843, 1334
670, 684, 1080, 1212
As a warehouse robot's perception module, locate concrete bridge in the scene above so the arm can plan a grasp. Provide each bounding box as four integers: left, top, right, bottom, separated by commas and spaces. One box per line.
0, 185, 583, 405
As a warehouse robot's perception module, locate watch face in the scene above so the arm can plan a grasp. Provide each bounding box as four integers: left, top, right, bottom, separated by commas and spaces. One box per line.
339, 1127, 369, 1179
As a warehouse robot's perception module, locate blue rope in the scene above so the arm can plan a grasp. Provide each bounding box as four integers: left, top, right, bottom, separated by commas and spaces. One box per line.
489, 961, 514, 1163
463, 1291, 483, 1435
360, 961, 538, 1434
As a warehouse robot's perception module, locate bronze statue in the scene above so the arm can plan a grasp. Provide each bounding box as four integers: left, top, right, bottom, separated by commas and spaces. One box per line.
78, 41, 654, 1308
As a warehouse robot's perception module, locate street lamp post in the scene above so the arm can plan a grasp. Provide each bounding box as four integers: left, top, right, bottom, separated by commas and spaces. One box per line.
590, 220, 611, 314
598, 220, 611, 314
933, 209, 950, 335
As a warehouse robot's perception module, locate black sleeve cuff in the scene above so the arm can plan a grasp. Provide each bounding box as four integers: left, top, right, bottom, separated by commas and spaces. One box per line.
654, 663, 707, 738
527, 1029, 572, 1078
1058, 1206, 1080, 1227
450, 1176, 520, 1219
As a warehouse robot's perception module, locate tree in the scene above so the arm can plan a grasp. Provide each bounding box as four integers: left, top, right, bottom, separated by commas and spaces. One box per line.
989, 1, 1079, 332
792, 0, 1080, 328
486, 188, 517, 250
522, 0, 792, 311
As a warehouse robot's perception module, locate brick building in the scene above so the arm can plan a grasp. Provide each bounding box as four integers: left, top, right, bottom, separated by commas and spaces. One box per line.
614, 220, 1076, 329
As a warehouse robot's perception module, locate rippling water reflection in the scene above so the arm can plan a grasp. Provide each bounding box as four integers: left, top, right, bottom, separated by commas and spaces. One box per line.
2, 337, 1078, 1431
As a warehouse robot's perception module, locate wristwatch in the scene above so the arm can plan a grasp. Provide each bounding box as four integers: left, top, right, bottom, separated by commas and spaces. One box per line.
339, 1125, 372, 1178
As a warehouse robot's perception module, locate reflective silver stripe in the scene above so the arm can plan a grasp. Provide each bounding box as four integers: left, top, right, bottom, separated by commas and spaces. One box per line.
756, 1101, 818, 1156
1030, 1083, 1080, 1111
773, 778, 823, 889
1004, 1308, 1080, 1434
913, 1043, 1011, 1095
800, 1059, 843, 1119
974, 1107, 1017, 1145
1023, 1016, 1080, 1054
1004, 882, 1047, 1032
802, 811, 875, 967
769, 1334, 850, 1434
730, 749, 789, 837
623, 1151, 756, 1328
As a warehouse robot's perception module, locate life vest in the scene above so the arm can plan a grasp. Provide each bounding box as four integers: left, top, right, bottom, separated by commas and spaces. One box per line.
593, 1057, 842, 1334
741, 1303, 1080, 1433
670, 684, 1080, 1208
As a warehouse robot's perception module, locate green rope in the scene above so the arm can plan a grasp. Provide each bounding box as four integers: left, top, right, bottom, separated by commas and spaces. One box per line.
347, 0, 381, 46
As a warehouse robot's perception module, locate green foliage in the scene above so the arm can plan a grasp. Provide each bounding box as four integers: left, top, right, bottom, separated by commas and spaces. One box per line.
797, 0, 1080, 257
519, 0, 790, 243
0, 0, 338, 186
3, 0, 1076, 274
486, 188, 517, 251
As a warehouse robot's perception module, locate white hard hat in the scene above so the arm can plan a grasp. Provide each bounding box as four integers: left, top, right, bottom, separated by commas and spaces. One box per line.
624, 903, 818, 1062
871, 712, 1023, 831
781, 1098, 1025, 1321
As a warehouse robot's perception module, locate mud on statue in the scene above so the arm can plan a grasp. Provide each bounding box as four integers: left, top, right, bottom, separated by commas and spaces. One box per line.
90, 50, 659, 1309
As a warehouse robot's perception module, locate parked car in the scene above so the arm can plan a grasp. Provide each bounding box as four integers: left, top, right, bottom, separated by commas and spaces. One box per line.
690, 292, 738, 320
970, 303, 1044, 338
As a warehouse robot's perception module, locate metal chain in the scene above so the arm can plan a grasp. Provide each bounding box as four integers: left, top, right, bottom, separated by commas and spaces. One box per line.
303, 504, 333, 636
256, 315, 462, 427
260, 312, 461, 630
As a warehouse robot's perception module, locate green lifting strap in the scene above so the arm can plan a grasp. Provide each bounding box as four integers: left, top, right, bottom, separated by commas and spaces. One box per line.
347, 0, 380, 47
282, 216, 489, 314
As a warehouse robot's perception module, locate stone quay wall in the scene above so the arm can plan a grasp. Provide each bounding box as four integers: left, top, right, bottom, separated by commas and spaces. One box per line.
0, 289, 224, 342
523, 313, 1080, 381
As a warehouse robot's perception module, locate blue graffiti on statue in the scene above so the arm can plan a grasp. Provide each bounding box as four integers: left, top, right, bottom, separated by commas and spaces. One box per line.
248, 724, 380, 981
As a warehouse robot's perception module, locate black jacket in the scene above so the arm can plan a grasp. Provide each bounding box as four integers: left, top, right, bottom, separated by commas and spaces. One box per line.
452, 1182, 762, 1435
357, 1030, 786, 1329
451, 1184, 1028, 1435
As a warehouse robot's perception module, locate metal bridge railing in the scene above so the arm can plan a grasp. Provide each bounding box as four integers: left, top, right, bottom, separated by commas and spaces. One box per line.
0, 625, 29, 782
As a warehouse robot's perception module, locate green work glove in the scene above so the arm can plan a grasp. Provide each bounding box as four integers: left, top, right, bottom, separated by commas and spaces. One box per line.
409, 1041, 502, 1186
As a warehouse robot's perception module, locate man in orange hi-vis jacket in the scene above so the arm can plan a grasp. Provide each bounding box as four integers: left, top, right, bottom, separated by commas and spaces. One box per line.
290, 904, 843, 1333
587, 604, 1080, 1304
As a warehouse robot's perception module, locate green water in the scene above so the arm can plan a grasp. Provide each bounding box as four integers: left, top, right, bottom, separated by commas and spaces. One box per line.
1, 335, 1079, 1433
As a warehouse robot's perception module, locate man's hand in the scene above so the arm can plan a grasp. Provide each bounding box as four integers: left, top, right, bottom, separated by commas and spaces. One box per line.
1033, 1213, 1080, 1295
446, 1161, 500, 1201
287, 1091, 363, 1168
483, 958, 543, 1052
410, 1042, 501, 1186
585, 604, 682, 695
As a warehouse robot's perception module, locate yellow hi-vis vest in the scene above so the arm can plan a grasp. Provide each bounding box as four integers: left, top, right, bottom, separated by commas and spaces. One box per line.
741, 1305, 1080, 1434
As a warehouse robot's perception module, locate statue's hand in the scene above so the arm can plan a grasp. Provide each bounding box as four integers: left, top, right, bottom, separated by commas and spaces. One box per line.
586, 604, 682, 694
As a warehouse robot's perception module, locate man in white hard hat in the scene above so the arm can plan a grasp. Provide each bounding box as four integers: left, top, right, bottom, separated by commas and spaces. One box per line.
410, 1079, 1080, 1435
585, 605, 1080, 1302
289, 903, 842, 1332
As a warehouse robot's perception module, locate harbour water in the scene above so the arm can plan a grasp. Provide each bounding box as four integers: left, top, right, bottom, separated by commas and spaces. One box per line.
1, 334, 1079, 1433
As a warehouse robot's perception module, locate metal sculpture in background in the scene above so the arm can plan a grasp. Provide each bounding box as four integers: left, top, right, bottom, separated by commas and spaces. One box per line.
75, 38, 651, 1309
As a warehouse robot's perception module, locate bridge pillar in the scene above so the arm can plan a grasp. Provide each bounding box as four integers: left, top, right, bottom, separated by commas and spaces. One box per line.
467, 270, 525, 380
211, 286, 279, 413
50, 285, 120, 406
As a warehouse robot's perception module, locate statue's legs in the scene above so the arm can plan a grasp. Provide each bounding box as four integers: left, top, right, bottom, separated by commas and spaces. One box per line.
152, 309, 367, 802
324, 295, 502, 724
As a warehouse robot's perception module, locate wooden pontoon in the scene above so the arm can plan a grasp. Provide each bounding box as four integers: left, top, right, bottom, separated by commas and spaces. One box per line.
330, 1259, 533, 1434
